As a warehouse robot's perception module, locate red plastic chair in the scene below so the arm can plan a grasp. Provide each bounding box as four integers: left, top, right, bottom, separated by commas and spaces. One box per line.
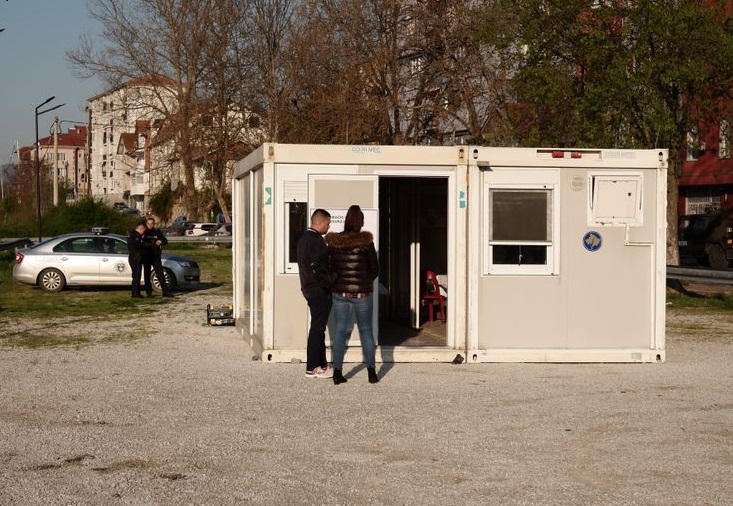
422, 270, 446, 323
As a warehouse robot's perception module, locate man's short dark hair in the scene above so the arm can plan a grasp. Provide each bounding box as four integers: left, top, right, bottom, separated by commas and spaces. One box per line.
310, 208, 330, 224
137, 219, 148, 228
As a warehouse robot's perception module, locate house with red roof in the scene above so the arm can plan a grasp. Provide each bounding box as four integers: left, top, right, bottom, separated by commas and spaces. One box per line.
678, 119, 733, 215
35, 125, 89, 200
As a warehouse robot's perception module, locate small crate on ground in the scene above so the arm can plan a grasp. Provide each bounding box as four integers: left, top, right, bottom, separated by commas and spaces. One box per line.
206, 304, 234, 326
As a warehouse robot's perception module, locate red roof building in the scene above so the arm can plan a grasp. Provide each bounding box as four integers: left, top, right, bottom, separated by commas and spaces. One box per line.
679, 118, 733, 215
34, 125, 90, 199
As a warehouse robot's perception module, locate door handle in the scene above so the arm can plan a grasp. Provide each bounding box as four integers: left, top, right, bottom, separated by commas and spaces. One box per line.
101, 258, 110, 262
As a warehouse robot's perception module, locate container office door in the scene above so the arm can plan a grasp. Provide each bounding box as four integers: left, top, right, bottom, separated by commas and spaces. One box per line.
308, 174, 380, 345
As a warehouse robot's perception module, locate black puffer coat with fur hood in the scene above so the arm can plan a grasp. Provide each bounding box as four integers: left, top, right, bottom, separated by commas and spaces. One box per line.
325, 231, 379, 295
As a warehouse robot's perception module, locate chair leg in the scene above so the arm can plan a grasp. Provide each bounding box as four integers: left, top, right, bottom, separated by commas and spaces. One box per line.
439, 298, 445, 323
427, 301, 434, 322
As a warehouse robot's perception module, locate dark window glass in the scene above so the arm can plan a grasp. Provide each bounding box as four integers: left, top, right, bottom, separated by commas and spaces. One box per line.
491, 190, 549, 241
492, 245, 547, 265
288, 202, 308, 264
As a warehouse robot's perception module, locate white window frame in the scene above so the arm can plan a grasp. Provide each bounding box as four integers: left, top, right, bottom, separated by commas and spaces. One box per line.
720, 119, 730, 159
284, 201, 308, 273
483, 171, 560, 276
275, 167, 308, 274
687, 127, 700, 161
587, 172, 644, 227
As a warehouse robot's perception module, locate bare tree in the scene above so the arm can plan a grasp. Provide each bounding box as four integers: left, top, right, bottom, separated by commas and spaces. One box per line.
280, 0, 513, 145
68, 0, 246, 220
225, 0, 299, 142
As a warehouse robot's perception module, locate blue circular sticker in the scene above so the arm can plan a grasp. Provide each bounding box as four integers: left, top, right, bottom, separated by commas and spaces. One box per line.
583, 231, 602, 252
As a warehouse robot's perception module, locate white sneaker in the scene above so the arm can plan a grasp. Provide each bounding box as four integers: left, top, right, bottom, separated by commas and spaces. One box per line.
318, 366, 333, 379
305, 366, 333, 379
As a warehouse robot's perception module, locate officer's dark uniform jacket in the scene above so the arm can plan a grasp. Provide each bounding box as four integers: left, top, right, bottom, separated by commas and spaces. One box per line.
297, 228, 330, 300
325, 231, 379, 295
143, 227, 168, 259
127, 229, 145, 261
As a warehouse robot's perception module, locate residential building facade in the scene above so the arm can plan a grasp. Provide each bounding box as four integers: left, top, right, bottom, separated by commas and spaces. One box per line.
679, 119, 733, 215
35, 125, 89, 201
87, 77, 176, 209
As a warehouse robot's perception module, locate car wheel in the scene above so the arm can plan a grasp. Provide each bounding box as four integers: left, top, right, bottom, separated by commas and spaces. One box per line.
707, 245, 728, 269
152, 268, 176, 292
38, 268, 66, 293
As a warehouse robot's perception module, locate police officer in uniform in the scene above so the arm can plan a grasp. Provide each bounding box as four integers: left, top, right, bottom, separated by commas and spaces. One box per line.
127, 220, 147, 298
143, 217, 173, 297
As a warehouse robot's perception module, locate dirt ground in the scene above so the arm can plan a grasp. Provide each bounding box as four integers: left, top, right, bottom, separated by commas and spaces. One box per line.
0, 286, 731, 505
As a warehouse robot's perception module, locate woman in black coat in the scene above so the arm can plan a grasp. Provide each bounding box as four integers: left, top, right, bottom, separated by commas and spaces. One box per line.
325, 205, 380, 384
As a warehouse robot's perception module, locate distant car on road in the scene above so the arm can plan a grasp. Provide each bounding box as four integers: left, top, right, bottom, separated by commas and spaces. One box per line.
118, 207, 141, 216
678, 211, 733, 269
167, 215, 189, 236
185, 223, 218, 237
13, 230, 201, 293
207, 223, 232, 237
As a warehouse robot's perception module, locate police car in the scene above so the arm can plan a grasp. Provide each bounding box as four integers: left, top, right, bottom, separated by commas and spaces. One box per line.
13, 227, 201, 293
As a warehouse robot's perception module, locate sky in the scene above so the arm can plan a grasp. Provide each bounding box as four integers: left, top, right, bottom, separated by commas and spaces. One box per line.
0, 0, 102, 161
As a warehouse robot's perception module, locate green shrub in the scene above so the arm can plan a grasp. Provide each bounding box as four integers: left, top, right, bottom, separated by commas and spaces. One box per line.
0, 198, 140, 238
149, 181, 176, 223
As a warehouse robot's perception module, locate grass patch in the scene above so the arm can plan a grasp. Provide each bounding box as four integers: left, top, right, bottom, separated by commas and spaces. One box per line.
667, 292, 733, 310
1, 319, 150, 349
0, 245, 231, 319
167, 243, 232, 288
7, 331, 92, 348
0, 280, 171, 319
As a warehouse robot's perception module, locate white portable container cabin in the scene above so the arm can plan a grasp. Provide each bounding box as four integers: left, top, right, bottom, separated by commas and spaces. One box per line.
232, 144, 667, 363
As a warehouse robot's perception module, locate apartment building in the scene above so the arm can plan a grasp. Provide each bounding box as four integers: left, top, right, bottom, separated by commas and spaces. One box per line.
116, 120, 153, 212
87, 77, 176, 208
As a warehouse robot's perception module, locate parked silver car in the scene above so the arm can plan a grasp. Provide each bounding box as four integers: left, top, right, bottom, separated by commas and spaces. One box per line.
207, 223, 232, 237
13, 231, 201, 293
185, 222, 218, 237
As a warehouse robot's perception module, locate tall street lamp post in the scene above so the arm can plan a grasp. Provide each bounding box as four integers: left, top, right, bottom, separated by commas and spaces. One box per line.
35, 96, 64, 242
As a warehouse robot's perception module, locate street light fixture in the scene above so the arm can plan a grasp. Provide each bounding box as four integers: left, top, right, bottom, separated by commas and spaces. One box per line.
35, 96, 64, 242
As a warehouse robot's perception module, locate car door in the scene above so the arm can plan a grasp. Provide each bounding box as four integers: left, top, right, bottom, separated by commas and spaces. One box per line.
52, 237, 101, 283
97, 236, 132, 283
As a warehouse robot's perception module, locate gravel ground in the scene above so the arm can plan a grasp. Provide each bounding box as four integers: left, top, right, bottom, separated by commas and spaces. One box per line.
1, 287, 732, 506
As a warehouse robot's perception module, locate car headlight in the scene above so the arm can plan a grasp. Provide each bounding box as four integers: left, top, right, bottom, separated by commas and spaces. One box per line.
176, 260, 196, 268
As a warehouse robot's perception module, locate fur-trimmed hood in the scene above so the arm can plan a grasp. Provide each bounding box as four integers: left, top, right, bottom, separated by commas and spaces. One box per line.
325, 231, 374, 249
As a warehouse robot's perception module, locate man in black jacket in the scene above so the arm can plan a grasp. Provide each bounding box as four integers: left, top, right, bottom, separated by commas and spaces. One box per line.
296, 208, 334, 379
127, 220, 148, 298
143, 217, 173, 297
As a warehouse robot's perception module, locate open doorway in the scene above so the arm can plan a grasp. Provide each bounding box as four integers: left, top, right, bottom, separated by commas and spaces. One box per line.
378, 177, 449, 346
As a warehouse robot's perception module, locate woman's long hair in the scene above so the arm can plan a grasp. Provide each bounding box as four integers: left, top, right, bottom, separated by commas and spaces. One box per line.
343, 205, 364, 233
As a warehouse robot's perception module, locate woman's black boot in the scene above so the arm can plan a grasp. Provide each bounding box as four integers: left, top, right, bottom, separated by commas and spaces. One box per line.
367, 367, 379, 384
333, 368, 347, 385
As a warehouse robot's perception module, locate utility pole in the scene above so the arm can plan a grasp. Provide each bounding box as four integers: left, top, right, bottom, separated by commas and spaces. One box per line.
53, 116, 59, 206
35, 97, 64, 243
2, 139, 19, 200
2, 144, 9, 200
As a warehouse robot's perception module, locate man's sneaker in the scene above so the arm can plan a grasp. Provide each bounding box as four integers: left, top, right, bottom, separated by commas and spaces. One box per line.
305, 366, 333, 379
318, 366, 333, 379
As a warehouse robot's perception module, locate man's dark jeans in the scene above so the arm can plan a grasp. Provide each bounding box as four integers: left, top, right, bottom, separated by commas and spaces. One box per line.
143, 254, 168, 294
307, 295, 332, 371
129, 257, 143, 296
